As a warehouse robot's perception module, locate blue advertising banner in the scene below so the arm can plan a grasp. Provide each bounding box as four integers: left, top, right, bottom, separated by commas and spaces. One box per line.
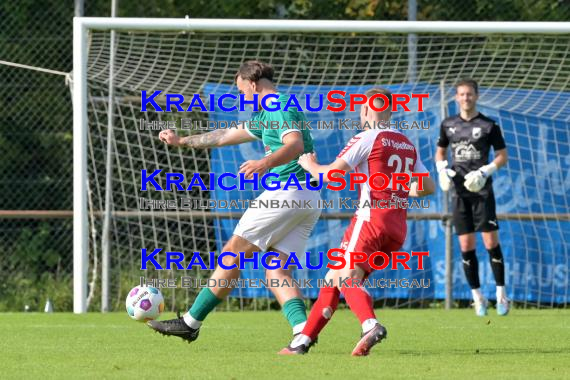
206, 83, 569, 303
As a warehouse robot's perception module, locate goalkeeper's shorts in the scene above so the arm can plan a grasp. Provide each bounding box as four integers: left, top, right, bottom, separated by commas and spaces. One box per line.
452, 191, 499, 235
233, 185, 322, 255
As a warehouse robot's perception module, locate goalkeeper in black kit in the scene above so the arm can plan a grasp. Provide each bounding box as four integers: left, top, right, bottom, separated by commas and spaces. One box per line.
435, 79, 509, 316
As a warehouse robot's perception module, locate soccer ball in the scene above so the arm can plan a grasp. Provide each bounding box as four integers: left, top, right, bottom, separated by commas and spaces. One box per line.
125, 285, 165, 321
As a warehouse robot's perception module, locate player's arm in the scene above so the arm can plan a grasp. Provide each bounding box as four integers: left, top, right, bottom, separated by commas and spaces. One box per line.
487, 122, 508, 169
434, 126, 455, 191
239, 131, 305, 179
300, 132, 372, 181
409, 175, 436, 197
159, 123, 256, 148
491, 148, 508, 168
435, 121, 449, 164
298, 154, 352, 182
409, 153, 435, 197
434, 146, 447, 162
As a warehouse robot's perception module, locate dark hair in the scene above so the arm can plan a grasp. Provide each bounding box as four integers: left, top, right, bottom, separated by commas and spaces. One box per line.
365, 87, 393, 116
455, 78, 479, 94
235, 60, 274, 83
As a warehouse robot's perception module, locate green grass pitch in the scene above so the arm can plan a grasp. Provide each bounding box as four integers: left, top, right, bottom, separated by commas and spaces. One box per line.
2, 309, 569, 379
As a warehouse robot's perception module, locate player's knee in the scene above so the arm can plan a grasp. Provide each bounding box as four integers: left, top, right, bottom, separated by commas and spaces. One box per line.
324, 270, 341, 288
221, 239, 237, 255
224, 236, 258, 258
482, 233, 499, 250
461, 249, 477, 263
487, 244, 503, 259
220, 253, 239, 268
337, 266, 359, 280
458, 234, 476, 251
459, 241, 475, 251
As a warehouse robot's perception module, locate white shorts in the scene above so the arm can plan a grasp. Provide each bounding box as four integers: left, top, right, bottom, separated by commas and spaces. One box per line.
234, 186, 322, 255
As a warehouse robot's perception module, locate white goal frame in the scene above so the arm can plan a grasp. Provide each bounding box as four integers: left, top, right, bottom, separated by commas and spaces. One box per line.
72, 17, 570, 313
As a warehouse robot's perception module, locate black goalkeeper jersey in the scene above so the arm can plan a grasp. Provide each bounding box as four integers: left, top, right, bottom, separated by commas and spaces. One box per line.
437, 113, 506, 197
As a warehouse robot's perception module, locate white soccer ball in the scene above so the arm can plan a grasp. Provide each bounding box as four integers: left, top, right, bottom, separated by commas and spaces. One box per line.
125, 285, 165, 321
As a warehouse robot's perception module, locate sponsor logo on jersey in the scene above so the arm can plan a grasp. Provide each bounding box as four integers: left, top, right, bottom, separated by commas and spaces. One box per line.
381, 138, 415, 151
472, 127, 482, 139
453, 141, 482, 162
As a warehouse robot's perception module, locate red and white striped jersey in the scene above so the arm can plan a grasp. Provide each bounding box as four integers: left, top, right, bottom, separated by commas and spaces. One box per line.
337, 128, 427, 238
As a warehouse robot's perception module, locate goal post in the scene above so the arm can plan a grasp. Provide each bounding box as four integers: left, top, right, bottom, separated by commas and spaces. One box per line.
73, 18, 570, 313
73, 17, 88, 314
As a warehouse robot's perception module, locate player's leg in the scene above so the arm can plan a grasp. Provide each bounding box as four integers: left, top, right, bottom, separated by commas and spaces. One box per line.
265, 188, 322, 335
278, 269, 343, 355
279, 216, 360, 355
338, 264, 388, 357
311, 218, 373, 342
343, 226, 399, 356
184, 236, 260, 327
482, 230, 508, 314
314, 257, 387, 357
265, 249, 308, 335
459, 232, 488, 315
454, 196, 487, 315
147, 235, 260, 342
475, 192, 508, 315
458, 232, 485, 301
148, 192, 269, 341
280, 218, 389, 356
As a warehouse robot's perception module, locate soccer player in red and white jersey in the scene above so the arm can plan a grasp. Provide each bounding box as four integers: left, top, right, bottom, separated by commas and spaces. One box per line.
279, 88, 435, 356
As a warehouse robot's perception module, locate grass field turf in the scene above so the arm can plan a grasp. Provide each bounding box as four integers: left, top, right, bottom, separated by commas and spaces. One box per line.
1, 309, 569, 379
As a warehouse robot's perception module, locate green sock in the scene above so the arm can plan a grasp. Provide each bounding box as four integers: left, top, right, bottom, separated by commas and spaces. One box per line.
282, 298, 307, 328
189, 288, 222, 321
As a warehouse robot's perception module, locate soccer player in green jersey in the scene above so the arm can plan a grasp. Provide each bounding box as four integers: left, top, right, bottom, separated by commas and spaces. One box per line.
148, 61, 321, 343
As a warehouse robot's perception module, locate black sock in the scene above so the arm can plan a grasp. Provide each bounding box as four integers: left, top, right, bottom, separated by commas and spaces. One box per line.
488, 244, 505, 286
461, 250, 480, 289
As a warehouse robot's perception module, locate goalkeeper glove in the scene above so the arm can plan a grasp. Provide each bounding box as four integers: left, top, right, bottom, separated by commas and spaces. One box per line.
436, 160, 456, 192
463, 162, 498, 193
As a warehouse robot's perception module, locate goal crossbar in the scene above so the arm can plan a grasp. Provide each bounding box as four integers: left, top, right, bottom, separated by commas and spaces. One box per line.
75, 17, 570, 33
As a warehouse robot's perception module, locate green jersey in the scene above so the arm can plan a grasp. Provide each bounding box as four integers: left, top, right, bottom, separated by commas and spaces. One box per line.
245, 93, 314, 182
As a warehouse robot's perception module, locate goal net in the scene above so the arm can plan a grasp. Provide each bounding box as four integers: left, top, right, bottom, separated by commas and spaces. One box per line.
74, 19, 570, 312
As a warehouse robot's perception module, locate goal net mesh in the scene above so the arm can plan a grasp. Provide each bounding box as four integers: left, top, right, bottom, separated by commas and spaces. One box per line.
83, 29, 569, 311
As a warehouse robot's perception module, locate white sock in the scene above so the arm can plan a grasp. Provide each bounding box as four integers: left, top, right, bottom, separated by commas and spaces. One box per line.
471, 288, 485, 303
290, 334, 312, 348
293, 321, 306, 335
362, 318, 378, 334
496, 286, 506, 302
183, 312, 202, 329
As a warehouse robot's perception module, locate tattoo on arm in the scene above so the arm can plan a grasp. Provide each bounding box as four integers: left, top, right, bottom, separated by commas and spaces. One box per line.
180, 129, 228, 148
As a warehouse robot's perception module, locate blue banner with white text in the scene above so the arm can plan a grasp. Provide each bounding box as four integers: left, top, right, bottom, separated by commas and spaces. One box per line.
204, 83, 570, 304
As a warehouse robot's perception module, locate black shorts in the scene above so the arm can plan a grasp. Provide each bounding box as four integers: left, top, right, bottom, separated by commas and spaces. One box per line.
452, 192, 499, 235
